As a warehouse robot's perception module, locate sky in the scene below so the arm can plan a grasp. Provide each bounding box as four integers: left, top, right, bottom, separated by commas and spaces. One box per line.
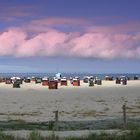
0, 0, 140, 73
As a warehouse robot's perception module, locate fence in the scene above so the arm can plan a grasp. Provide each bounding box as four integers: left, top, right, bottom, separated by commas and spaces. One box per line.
49, 104, 140, 131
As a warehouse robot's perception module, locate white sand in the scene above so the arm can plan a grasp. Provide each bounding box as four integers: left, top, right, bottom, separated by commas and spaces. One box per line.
0, 80, 140, 122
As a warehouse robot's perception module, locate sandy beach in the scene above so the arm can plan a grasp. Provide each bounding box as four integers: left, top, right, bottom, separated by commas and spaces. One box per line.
0, 80, 140, 122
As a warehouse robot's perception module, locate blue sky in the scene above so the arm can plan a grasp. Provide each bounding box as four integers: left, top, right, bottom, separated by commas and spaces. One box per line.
0, 0, 140, 73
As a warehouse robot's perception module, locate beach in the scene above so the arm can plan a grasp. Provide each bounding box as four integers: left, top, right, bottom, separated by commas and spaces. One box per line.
0, 80, 139, 122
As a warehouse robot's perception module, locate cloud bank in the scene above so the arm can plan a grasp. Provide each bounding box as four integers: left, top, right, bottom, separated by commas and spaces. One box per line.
0, 21, 140, 59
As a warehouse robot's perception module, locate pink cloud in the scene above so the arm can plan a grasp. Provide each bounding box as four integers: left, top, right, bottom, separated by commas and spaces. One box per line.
0, 5, 33, 22
0, 29, 26, 56
0, 22, 140, 59
20, 17, 93, 34
16, 31, 69, 57
31, 17, 92, 26
87, 22, 140, 34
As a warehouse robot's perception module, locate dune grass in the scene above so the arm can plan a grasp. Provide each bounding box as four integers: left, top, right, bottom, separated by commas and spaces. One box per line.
0, 118, 140, 131
0, 129, 140, 140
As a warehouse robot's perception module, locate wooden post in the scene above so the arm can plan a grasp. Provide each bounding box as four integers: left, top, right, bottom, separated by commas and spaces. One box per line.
122, 104, 127, 128
53, 110, 59, 131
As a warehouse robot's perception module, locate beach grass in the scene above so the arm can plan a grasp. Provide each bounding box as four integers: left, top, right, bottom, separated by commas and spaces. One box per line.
0, 129, 140, 140
0, 119, 140, 131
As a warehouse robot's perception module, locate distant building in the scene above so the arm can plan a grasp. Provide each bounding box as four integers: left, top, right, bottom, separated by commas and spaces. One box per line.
55, 73, 62, 80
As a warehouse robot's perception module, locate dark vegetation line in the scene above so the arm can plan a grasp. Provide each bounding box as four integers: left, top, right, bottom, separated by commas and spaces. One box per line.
0, 129, 140, 140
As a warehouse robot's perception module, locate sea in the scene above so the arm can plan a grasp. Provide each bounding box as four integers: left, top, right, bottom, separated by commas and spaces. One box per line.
0, 73, 140, 80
